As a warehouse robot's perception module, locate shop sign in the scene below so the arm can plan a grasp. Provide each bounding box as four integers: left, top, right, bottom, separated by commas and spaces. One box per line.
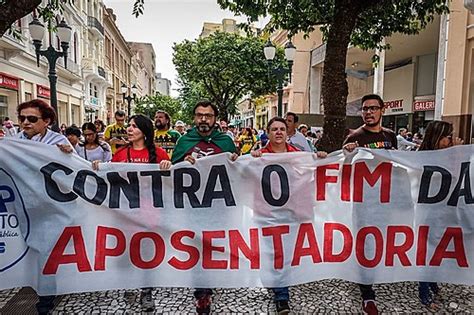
384, 99, 404, 113
37, 85, 50, 99
413, 100, 435, 111
0, 73, 19, 90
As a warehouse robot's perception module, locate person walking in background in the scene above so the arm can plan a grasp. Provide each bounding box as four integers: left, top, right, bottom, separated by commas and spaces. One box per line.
237, 127, 256, 155
104, 110, 128, 155
285, 112, 312, 152
396, 128, 418, 151
153, 110, 181, 158
174, 120, 187, 135
2, 117, 18, 137
64, 126, 82, 151
94, 119, 106, 140
76, 122, 111, 162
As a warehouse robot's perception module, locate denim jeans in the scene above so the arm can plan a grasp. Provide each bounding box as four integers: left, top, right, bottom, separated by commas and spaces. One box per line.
418, 282, 439, 304
272, 287, 289, 301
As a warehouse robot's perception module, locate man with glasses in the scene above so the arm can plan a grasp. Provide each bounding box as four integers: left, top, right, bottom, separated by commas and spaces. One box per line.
14, 99, 73, 315
104, 110, 128, 155
342, 94, 397, 315
171, 100, 236, 314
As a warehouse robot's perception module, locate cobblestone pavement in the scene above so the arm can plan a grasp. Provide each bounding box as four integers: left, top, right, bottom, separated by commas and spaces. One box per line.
1, 280, 473, 314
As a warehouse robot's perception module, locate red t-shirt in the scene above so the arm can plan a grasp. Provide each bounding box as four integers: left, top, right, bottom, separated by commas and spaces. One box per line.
261, 142, 300, 153
112, 146, 170, 163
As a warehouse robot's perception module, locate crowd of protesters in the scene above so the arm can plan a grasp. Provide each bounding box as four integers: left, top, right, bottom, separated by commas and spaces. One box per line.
0, 95, 467, 315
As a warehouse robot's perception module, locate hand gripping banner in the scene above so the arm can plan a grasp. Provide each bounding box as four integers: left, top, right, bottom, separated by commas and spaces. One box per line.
0, 138, 473, 295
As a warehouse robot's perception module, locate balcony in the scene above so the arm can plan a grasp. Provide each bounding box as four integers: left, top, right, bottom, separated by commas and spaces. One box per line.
57, 58, 82, 82
88, 16, 104, 38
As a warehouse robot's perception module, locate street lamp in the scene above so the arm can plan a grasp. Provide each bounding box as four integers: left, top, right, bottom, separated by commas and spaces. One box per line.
264, 39, 296, 117
121, 84, 137, 116
29, 17, 72, 131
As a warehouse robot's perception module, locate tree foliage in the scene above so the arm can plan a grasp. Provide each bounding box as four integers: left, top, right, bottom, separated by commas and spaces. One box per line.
217, 0, 450, 152
134, 94, 192, 125
173, 31, 285, 120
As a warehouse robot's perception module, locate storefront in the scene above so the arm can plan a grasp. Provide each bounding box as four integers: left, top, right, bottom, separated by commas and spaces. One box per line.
0, 73, 19, 121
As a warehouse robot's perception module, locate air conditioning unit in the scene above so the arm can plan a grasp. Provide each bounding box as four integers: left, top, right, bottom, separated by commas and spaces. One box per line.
465, 0, 474, 13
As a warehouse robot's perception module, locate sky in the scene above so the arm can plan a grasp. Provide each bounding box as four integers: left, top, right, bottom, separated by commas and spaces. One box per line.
103, 0, 266, 97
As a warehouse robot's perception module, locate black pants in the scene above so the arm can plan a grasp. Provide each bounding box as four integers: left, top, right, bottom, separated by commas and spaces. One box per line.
194, 288, 213, 299
359, 284, 375, 301
36, 295, 55, 314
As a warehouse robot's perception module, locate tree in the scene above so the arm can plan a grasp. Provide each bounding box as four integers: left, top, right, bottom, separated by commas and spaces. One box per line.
218, 0, 449, 152
173, 31, 284, 120
134, 94, 192, 125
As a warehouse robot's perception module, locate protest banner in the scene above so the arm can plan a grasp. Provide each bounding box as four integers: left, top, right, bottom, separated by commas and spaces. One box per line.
0, 138, 473, 295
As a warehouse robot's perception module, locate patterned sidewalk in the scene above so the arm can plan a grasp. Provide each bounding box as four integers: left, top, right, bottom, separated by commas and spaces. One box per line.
1, 280, 473, 314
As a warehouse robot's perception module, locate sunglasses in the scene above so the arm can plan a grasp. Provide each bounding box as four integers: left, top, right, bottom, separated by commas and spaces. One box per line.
18, 115, 42, 123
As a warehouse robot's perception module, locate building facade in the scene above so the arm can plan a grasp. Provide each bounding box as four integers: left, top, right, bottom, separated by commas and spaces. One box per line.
128, 42, 156, 97
155, 73, 171, 96
0, 1, 85, 126
103, 6, 133, 122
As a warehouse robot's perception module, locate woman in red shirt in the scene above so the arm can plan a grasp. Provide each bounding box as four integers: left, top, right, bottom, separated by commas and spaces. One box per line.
93, 114, 170, 311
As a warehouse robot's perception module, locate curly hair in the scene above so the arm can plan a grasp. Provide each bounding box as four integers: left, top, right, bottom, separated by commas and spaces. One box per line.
17, 99, 57, 125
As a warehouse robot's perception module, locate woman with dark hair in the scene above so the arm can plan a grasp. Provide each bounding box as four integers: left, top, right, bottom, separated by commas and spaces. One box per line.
94, 119, 106, 140
92, 114, 170, 312
76, 122, 112, 162
417, 120, 463, 309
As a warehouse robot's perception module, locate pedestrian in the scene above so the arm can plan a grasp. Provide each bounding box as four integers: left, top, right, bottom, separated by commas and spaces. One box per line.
92, 114, 171, 312
76, 122, 112, 162
154, 110, 181, 157
285, 112, 313, 152
251, 117, 327, 314
64, 126, 82, 151
417, 120, 463, 309
2, 116, 18, 137
396, 128, 418, 151
94, 119, 106, 140
103, 110, 128, 155
60, 123, 67, 135
237, 127, 257, 155
15, 99, 73, 315
342, 94, 398, 315
171, 100, 237, 314
174, 120, 187, 135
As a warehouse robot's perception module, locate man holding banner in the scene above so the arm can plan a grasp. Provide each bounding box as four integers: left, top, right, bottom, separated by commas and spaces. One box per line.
343, 94, 397, 314
172, 100, 237, 314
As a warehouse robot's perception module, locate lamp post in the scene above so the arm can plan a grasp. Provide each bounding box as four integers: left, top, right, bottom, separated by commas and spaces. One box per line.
28, 18, 72, 131
121, 84, 137, 116
263, 40, 296, 117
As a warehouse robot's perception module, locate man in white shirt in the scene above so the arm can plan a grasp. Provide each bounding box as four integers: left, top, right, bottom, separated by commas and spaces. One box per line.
396, 128, 418, 151
285, 112, 313, 152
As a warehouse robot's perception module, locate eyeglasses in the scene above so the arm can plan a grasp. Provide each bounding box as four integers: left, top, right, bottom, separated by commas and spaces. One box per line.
361, 106, 382, 113
83, 132, 96, 137
18, 115, 42, 123
195, 113, 214, 119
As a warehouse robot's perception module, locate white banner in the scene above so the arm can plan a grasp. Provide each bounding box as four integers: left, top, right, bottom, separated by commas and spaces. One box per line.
0, 138, 473, 295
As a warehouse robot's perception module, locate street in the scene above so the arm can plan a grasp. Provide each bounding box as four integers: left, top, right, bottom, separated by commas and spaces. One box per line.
1, 280, 473, 314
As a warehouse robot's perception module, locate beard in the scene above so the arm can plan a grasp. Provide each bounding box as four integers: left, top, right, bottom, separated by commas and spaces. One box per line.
197, 123, 212, 133
364, 116, 381, 127
155, 121, 166, 130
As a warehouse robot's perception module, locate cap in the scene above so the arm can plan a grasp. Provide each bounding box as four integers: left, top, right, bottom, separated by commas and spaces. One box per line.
175, 120, 185, 127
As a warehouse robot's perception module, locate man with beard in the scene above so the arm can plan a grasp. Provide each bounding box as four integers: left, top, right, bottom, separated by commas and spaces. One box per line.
171, 100, 236, 314
104, 110, 128, 155
154, 110, 181, 157
342, 94, 397, 315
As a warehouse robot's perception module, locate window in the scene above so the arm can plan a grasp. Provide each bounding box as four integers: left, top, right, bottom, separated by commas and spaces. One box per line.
25, 93, 32, 101
73, 33, 78, 63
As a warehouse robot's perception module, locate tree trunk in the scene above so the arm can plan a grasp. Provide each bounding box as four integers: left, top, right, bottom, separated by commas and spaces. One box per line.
319, 0, 362, 153
0, 0, 41, 37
